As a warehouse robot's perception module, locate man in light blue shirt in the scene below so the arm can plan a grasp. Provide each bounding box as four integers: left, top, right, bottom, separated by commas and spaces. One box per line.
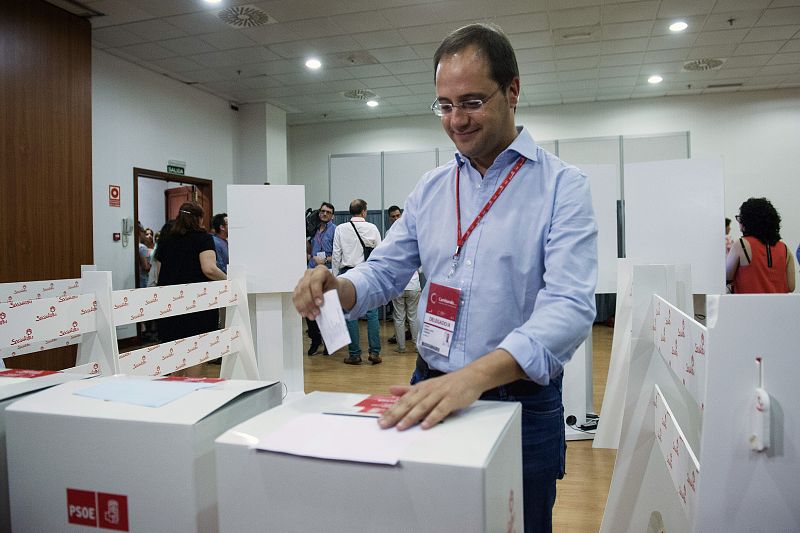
294, 23, 597, 532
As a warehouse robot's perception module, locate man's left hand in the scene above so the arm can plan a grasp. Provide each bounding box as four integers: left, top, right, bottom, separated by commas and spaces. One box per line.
379, 369, 484, 430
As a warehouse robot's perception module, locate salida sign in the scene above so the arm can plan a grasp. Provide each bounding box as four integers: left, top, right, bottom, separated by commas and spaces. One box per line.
67, 488, 129, 531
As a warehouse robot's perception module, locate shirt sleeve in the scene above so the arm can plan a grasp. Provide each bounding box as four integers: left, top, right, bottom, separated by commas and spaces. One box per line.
332, 227, 342, 276
497, 168, 598, 385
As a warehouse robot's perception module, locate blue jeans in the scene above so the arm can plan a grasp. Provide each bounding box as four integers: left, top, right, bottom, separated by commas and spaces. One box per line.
411, 358, 565, 533
346, 307, 380, 357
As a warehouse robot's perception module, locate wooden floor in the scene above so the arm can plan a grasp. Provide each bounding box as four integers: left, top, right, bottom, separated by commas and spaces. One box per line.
194, 320, 617, 532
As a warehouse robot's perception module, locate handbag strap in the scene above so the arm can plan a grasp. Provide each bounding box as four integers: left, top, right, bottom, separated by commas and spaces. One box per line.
350, 221, 368, 253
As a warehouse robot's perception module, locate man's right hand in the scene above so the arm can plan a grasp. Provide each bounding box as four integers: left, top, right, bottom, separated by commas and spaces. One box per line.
293, 265, 340, 319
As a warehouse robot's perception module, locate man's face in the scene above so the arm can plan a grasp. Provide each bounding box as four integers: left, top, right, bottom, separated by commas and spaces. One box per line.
319, 205, 334, 224
220, 217, 228, 238
435, 46, 519, 169
388, 209, 401, 224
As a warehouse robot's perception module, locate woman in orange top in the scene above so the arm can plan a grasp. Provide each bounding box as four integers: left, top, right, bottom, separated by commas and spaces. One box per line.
726, 197, 795, 293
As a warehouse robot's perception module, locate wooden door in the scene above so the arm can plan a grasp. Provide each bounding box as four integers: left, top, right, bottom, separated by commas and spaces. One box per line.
165, 185, 212, 230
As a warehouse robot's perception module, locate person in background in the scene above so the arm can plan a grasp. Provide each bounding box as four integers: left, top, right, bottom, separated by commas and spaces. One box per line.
727, 197, 795, 293
387, 205, 420, 353
210, 213, 229, 274
306, 202, 336, 356
294, 23, 597, 532
156, 202, 226, 375
725, 217, 733, 255
332, 199, 382, 365
137, 223, 152, 288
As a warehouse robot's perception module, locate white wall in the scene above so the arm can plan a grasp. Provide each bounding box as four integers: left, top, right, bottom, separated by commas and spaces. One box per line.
93, 49, 238, 298
237, 103, 267, 185
288, 89, 800, 255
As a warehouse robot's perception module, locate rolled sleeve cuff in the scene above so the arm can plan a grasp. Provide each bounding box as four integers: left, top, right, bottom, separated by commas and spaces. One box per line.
498, 331, 564, 386
340, 269, 370, 319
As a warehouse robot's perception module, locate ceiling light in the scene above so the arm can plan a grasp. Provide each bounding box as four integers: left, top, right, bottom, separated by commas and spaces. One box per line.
669, 21, 688, 32
648, 75, 663, 84
366, 100, 379, 107
205, 0, 222, 4
305, 58, 322, 70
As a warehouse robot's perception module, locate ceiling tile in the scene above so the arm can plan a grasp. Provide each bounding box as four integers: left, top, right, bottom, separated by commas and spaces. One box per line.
520, 72, 558, 85
163, 11, 233, 35
240, 24, 303, 45
602, 37, 650, 54
509, 31, 554, 50
549, 7, 601, 29
412, 43, 439, 60
657, 0, 715, 18
377, 85, 416, 97
382, 4, 447, 27
735, 41, 785, 56
92, 27, 143, 48
88, 0, 153, 28
723, 54, 772, 68
353, 30, 407, 49
744, 25, 800, 42
713, 66, 760, 78
124, 19, 188, 41
243, 75, 286, 89
693, 29, 750, 45
756, 7, 800, 26
518, 61, 556, 74
648, 34, 697, 50
758, 63, 800, 76
344, 64, 394, 78
283, 18, 347, 40
160, 36, 218, 56
598, 75, 638, 88
395, 71, 432, 85
398, 22, 464, 45
328, 11, 393, 33
516, 47, 555, 62
493, 13, 552, 33
369, 46, 420, 63
554, 42, 601, 59
200, 31, 259, 51
781, 40, 800, 53
557, 68, 598, 81
150, 56, 205, 73
602, 21, 655, 40
768, 51, 800, 65
643, 48, 689, 62
384, 60, 429, 75
599, 52, 645, 67
598, 65, 642, 78
556, 57, 600, 70
601, 1, 659, 24
687, 44, 736, 59
702, 11, 761, 31
117, 42, 176, 61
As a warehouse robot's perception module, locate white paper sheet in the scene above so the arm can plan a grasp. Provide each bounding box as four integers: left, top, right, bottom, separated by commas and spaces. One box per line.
256, 412, 422, 465
74, 379, 218, 408
315, 290, 351, 353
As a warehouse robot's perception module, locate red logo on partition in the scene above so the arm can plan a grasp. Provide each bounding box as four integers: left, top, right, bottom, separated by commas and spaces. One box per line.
98, 492, 129, 531
67, 488, 97, 526
67, 489, 129, 531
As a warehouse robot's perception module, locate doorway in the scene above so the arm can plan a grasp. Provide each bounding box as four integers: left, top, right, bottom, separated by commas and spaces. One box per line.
132, 168, 213, 343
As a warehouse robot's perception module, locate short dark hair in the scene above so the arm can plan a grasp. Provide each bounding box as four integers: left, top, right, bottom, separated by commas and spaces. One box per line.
434, 23, 519, 90
725, 217, 731, 227
387, 205, 401, 215
350, 199, 367, 216
738, 197, 782, 246
320, 202, 334, 212
211, 213, 227, 232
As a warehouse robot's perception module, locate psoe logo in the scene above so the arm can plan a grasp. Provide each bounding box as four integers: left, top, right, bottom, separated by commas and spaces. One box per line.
36, 305, 58, 322
0, 311, 7, 326
66, 488, 129, 531
113, 297, 129, 310
59, 321, 80, 337
13, 284, 27, 294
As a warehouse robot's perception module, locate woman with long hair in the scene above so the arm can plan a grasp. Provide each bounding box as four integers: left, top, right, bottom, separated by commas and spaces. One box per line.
155, 202, 226, 351
726, 197, 795, 293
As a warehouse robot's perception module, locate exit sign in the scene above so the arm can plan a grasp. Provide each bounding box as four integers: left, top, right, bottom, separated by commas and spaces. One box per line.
167, 165, 184, 175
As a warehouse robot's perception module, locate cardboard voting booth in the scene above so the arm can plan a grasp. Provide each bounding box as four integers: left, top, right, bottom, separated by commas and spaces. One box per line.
6, 375, 282, 532
0, 370, 96, 532
215, 391, 523, 533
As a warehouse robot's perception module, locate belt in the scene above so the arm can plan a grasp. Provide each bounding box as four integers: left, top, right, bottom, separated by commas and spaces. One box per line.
415, 355, 544, 397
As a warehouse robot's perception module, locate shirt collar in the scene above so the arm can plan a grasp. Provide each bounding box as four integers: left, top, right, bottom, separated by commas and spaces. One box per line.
350, 216, 365, 222
454, 126, 539, 169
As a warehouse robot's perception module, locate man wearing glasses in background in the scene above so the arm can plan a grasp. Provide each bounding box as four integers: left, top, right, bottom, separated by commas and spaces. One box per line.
294, 23, 597, 531
305, 202, 336, 356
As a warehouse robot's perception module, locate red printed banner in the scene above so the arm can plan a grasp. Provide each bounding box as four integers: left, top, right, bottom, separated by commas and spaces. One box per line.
354, 395, 400, 415
111, 280, 236, 326
0, 369, 58, 379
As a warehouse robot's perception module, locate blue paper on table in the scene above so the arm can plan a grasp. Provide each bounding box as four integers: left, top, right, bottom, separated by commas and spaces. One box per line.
73, 380, 218, 408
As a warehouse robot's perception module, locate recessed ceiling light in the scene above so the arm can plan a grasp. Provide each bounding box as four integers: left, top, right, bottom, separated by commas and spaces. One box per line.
366, 100, 379, 107
648, 75, 663, 84
305, 58, 322, 70
205, 0, 222, 4
669, 21, 688, 32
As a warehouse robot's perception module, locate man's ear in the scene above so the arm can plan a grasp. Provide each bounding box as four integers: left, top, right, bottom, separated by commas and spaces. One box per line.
507, 77, 520, 109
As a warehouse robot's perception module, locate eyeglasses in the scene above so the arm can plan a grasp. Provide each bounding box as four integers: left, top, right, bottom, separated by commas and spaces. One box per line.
431, 86, 501, 117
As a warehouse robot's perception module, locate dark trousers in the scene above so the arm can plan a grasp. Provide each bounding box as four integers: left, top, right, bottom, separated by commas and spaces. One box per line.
411, 356, 565, 533
306, 317, 322, 345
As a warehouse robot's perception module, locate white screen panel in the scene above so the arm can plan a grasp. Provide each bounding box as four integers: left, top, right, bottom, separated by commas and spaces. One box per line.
625, 157, 725, 295
580, 164, 619, 293
559, 137, 621, 199
228, 185, 306, 293
330, 154, 381, 212
623, 133, 689, 163
383, 150, 437, 210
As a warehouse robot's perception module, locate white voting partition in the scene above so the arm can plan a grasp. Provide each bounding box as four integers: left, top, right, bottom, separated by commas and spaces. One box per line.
594, 261, 693, 449
330, 153, 381, 213
578, 163, 618, 293
383, 150, 436, 210
625, 157, 725, 295
562, 336, 592, 441
601, 278, 800, 531
229, 184, 305, 396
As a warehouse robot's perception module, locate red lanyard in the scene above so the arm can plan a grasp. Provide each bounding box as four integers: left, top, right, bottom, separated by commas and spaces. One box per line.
454, 156, 526, 258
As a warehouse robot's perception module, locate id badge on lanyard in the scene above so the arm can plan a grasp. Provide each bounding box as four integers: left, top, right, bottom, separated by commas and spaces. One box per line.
419, 280, 462, 358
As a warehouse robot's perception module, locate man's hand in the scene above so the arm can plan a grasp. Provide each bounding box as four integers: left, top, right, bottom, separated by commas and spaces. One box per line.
293, 265, 339, 319
378, 369, 485, 430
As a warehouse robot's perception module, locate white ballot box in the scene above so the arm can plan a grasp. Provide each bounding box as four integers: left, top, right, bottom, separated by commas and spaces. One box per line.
6, 375, 282, 533
0, 369, 96, 532
215, 391, 523, 533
